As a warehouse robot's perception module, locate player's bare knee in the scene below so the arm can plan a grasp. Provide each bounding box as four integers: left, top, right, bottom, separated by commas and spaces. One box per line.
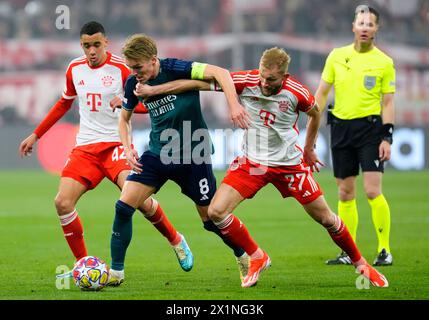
310, 207, 335, 227
365, 189, 380, 200
54, 196, 75, 215
321, 213, 337, 228
338, 188, 355, 201
138, 198, 157, 217
137, 206, 149, 217
316, 216, 330, 228
207, 203, 226, 221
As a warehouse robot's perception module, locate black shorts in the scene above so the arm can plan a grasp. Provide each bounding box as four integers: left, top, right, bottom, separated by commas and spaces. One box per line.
126, 151, 217, 206
330, 115, 384, 179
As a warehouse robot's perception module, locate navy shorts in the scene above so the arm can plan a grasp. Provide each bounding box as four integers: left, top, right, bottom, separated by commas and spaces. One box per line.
126, 151, 216, 206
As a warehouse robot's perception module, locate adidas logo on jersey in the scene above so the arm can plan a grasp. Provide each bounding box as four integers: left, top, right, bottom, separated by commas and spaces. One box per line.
78, 80, 85, 86
200, 194, 209, 201
302, 190, 312, 197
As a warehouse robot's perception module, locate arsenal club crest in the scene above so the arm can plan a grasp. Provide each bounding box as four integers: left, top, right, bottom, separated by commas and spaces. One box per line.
278, 100, 290, 112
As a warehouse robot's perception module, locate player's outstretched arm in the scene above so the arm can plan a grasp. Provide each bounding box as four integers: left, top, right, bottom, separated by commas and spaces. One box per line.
201, 65, 250, 129
379, 93, 395, 161
134, 80, 210, 99
18, 97, 73, 158
118, 108, 142, 173
19, 133, 38, 158
109, 95, 123, 111
304, 104, 324, 172
314, 79, 333, 113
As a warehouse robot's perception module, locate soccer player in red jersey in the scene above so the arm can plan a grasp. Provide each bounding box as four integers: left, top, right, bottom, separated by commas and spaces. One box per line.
18, 21, 191, 284
134, 47, 389, 289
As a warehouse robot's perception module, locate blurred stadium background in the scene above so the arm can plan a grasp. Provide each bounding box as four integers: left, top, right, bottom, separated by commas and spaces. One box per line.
1, 0, 428, 171
1, 0, 429, 301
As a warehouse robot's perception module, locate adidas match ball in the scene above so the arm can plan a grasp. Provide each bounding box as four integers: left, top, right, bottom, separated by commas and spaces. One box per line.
72, 256, 110, 291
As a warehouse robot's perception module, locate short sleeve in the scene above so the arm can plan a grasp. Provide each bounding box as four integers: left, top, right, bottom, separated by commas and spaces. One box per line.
287, 77, 316, 113
62, 66, 77, 99
161, 58, 193, 80
321, 50, 336, 85
230, 70, 259, 95
122, 76, 139, 111
381, 60, 396, 94
297, 86, 316, 113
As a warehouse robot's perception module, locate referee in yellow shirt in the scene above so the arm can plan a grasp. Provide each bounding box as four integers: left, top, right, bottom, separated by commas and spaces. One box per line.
315, 5, 395, 266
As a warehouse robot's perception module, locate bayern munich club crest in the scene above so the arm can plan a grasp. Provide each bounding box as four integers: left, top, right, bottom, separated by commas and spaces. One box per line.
101, 75, 114, 87
278, 100, 291, 112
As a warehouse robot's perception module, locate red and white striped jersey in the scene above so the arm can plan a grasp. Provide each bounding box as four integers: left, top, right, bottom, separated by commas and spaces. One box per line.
231, 70, 315, 166
63, 52, 130, 146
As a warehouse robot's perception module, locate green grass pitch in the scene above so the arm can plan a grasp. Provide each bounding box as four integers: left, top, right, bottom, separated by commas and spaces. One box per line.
0, 170, 428, 300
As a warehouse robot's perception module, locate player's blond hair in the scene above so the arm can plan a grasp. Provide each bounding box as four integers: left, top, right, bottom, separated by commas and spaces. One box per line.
122, 34, 157, 61
260, 47, 291, 74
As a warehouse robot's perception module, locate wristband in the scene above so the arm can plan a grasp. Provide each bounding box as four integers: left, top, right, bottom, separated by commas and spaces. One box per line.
382, 123, 394, 144
209, 80, 216, 91
382, 123, 394, 137
382, 136, 393, 144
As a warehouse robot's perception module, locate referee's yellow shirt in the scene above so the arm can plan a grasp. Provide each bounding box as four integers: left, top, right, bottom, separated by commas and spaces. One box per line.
321, 44, 396, 120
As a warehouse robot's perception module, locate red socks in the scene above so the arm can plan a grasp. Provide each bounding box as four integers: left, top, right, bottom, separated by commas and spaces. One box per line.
327, 215, 362, 263
215, 214, 258, 255
60, 210, 87, 261
145, 199, 180, 246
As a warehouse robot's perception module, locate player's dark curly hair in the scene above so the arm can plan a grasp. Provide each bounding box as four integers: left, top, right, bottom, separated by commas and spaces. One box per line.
80, 21, 105, 36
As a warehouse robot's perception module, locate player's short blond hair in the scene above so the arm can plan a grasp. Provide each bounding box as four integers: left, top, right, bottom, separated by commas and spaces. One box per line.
260, 47, 291, 74
122, 34, 157, 61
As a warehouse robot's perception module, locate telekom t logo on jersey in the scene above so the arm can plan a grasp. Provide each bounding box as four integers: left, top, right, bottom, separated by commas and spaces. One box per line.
86, 93, 102, 112
259, 109, 276, 127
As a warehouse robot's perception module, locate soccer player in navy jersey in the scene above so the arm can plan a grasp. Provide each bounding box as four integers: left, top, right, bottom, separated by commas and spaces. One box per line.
109, 33, 251, 283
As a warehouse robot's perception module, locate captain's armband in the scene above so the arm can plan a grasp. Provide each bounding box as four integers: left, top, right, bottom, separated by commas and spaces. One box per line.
191, 62, 208, 80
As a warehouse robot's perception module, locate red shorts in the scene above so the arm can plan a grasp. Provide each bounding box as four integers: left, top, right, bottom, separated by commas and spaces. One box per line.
222, 157, 323, 204
61, 142, 130, 190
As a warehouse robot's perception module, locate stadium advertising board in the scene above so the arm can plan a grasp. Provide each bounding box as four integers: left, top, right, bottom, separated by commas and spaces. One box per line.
2, 125, 428, 171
